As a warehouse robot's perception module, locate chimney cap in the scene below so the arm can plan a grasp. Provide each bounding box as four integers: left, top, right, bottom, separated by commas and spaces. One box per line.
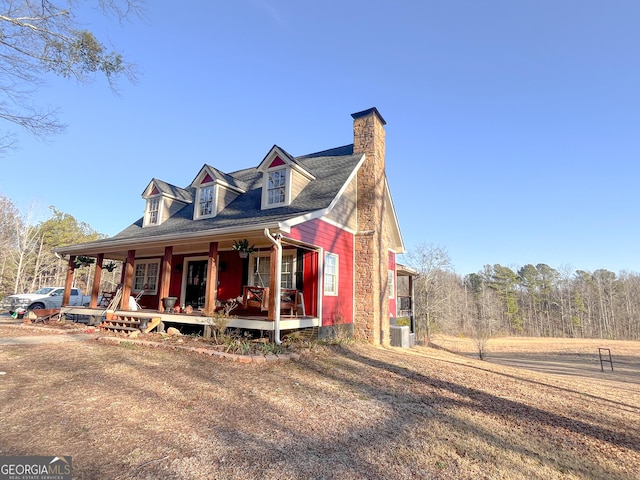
351, 107, 386, 125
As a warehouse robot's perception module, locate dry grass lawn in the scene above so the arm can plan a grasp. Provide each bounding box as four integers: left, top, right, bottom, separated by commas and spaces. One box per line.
0, 325, 638, 479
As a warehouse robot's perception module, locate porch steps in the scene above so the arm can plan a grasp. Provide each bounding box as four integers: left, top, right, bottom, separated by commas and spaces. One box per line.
102, 326, 139, 333
99, 316, 161, 334
99, 317, 140, 333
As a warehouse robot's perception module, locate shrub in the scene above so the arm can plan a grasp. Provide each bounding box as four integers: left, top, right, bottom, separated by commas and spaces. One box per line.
394, 317, 411, 327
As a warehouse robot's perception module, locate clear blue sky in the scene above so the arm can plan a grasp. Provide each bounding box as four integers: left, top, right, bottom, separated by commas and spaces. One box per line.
1, 0, 639, 275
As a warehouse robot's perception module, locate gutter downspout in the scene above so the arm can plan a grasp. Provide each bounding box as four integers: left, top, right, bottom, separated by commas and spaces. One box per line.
264, 228, 282, 344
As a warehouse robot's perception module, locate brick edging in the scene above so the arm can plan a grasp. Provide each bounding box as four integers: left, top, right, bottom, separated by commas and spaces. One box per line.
95, 335, 302, 363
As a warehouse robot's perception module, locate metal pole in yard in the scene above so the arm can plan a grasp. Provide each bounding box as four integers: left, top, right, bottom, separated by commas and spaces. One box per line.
598, 347, 614, 372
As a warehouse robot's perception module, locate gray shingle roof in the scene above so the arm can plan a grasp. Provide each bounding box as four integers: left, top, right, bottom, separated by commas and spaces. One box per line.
199, 166, 248, 192
148, 178, 193, 203
111, 144, 361, 241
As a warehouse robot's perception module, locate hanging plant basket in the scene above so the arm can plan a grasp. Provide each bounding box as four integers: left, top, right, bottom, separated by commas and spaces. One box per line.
232, 239, 255, 258
104, 261, 118, 272
74, 256, 95, 269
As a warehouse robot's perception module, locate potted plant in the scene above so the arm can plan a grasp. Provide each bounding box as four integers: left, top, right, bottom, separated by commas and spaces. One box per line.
232, 239, 256, 258
162, 296, 178, 311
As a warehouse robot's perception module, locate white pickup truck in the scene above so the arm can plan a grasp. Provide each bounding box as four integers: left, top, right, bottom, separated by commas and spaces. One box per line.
1, 287, 93, 313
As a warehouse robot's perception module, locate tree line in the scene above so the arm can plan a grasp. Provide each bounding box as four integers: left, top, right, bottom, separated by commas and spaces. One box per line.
0, 195, 121, 300
404, 243, 640, 345
3, 197, 639, 343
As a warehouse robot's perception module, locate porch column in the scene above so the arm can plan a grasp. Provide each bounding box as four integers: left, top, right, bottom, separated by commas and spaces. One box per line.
204, 242, 218, 315
268, 242, 279, 321
90, 253, 104, 308
409, 274, 415, 334
62, 256, 76, 307
120, 250, 135, 310
158, 246, 173, 312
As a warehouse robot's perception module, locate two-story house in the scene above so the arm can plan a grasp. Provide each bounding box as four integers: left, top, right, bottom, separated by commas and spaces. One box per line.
55, 107, 408, 345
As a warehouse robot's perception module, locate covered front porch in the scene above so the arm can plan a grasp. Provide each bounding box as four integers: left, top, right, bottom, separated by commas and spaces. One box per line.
56, 226, 324, 341
61, 305, 320, 338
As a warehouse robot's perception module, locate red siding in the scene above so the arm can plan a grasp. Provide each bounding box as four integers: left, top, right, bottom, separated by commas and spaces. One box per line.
388, 250, 397, 318
171, 251, 245, 303
169, 255, 185, 303
217, 250, 244, 300
300, 250, 318, 318
289, 219, 354, 327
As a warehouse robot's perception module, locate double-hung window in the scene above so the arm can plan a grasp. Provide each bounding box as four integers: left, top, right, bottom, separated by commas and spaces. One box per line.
324, 253, 338, 296
134, 260, 160, 295
147, 197, 160, 225
250, 253, 295, 289
198, 186, 214, 217
267, 169, 286, 205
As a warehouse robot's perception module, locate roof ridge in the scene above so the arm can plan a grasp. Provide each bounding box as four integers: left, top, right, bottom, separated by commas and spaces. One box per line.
296, 144, 355, 160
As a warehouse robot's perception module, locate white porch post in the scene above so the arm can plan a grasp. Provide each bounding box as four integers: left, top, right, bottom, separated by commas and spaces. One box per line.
264, 229, 282, 344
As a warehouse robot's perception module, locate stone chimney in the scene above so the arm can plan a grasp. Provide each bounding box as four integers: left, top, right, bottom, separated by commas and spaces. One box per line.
352, 107, 391, 346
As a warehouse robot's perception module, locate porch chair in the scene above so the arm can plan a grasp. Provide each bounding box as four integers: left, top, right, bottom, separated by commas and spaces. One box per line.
242, 286, 304, 317
296, 291, 306, 316
103, 288, 123, 312
280, 289, 298, 317
242, 286, 269, 312
280, 289, 306, 316
133, 289, 145, 310
99, 291, 115, 308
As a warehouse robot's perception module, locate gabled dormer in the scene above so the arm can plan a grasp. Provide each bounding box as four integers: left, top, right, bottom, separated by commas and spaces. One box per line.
190, 165, 246, 220
141, 179, 192, 227
257, 145, 315, 210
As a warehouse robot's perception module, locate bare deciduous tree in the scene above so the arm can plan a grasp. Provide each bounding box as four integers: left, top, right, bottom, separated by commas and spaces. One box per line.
0, 0, 143, 150
465, 270, 502, 360
0, 195, 19, 294
10, 205, 43, 293
404, 243, 453, 343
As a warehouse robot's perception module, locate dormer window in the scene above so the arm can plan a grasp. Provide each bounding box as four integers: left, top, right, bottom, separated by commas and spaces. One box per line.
268, 169, 287, 205
142, 179, 191, 227
258, 147, 315, 210
198, 185, 214, 217
189, 166, 245, 220
146, 197, 160, 225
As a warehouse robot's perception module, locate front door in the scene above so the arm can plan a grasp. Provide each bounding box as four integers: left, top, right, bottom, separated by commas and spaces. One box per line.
184, 260, 208, 309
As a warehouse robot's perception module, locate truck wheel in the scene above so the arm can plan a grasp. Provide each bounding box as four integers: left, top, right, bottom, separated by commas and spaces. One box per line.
30, 302, 45, 310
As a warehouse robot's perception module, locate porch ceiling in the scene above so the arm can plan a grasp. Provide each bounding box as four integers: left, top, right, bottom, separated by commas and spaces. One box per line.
55, 229, 282, 261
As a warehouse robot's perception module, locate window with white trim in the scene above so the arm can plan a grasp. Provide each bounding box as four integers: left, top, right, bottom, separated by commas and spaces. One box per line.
249, 253, 295, 289
146, 197, 160, 225
267, 169, 286, 205
324, 253, 339, 296
388, 269, 395, 299
133, 260, 160, 295
197, 185, 215, 218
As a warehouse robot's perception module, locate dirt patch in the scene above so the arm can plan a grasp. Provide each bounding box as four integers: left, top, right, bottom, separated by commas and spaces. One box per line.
0, 327, 638, 479
0, 322, 89, 337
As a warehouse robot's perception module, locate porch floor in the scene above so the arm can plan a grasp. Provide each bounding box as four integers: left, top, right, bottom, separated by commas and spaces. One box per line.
60, 306, 320, 332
